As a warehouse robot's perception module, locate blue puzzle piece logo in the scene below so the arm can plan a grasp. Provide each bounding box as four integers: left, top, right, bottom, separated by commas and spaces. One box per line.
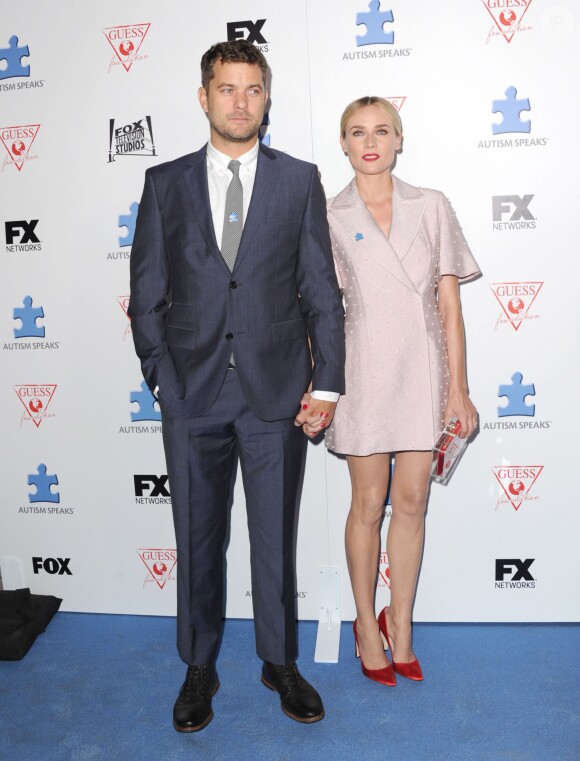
492, 86, 531, 135
130, 380, 161, 422
118, 202, 139, 247
497, 372, 535, 417
0, 35, 30, 80
28, 464, 60, 503
356, 1, 394, 46
13, 295, 45, 338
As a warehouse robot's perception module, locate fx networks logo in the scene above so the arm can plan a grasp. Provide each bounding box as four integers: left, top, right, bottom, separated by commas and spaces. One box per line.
490, 281, 543, 332
478, 87, 547, 150
32, 556, 72, 575
103, 24, 151, 72
119, 381, 162, 434
107, 202, 139, 261
108, 117, 156, 162
492, 465, 543, 511
0, 35, 44, 91
481, 0, 533, 44
19, 464, 74, 515
134, 474, 171, 505
138, 549, 176, 590
345, 1, 411, 61
227, 19, 268, 51
492, 194, 536, 230
5, 297, 60, 352
495, 559, 536, 588
377, 552, 391, 589
0, 124, 40, 172
5, 219, 41, 252
13, 384, 57, 427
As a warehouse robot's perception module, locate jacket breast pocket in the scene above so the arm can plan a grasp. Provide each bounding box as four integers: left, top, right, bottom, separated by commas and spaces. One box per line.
271, 317, 306, 343
166, 325, 197, 350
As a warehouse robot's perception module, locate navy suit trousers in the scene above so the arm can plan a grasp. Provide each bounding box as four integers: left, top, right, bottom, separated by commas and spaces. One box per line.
161, 369, 307, 666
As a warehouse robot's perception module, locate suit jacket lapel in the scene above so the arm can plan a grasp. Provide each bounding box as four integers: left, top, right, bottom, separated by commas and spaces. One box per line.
232, 143, 280, 273
184, 145, 221, 255
328, 178, 417, 293
388, 176, 427, 264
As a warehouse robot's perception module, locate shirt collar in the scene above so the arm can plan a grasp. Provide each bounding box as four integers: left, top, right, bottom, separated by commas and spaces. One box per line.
206, 139, 260, 172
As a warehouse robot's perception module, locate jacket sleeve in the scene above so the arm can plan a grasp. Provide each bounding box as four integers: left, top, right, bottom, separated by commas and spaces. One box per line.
295, 166, 346, 395
128, 169, 182, 399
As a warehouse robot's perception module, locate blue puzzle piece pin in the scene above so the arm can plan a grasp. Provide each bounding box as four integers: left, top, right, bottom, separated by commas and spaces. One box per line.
13, 295, 45, 338
28, 464, 60, 503
229, 212, 239, 223
356, 1, 394, 46
497, 371, 535, 417
355, 232, 364, 241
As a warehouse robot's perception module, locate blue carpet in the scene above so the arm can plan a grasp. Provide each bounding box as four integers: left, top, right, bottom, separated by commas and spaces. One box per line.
1, 614, 579, 761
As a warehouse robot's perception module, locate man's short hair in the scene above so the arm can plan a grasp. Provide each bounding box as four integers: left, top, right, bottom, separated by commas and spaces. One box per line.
200, 40, 269, 92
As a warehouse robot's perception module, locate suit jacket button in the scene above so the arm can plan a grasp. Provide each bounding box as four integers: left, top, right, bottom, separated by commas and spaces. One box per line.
230, 281, 238, 289
225, 332, 233, 340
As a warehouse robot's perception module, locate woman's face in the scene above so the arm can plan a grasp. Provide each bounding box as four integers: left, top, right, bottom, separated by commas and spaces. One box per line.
341, 104, 402, 176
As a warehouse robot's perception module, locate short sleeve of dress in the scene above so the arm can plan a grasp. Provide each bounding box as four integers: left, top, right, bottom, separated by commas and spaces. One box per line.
437, 192, 481, 283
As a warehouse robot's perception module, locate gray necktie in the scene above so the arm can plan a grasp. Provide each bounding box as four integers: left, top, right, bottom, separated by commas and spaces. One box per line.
220, 160, 243, 272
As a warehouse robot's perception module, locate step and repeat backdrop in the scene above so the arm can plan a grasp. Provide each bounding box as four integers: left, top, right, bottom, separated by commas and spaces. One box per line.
2, 0, 578, 622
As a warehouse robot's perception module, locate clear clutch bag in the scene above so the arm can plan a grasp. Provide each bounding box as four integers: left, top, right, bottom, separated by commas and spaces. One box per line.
431, 417, 468, 484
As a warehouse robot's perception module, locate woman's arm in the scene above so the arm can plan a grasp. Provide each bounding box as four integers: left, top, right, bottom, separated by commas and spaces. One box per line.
437, 275, 478, 438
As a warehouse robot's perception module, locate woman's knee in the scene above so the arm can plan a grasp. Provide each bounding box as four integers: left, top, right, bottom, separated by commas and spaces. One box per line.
350, 490, 387, 527
391, 487, 427, 519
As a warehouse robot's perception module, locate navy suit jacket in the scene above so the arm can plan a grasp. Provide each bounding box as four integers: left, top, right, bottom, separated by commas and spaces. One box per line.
129, 142, 345, 421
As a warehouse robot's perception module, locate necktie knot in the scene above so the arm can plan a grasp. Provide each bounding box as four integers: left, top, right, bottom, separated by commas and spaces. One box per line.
228, 159, 241, 177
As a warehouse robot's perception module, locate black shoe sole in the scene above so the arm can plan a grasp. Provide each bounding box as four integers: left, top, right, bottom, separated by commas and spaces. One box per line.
260, 675, 325, 724
173, 680, 220, 733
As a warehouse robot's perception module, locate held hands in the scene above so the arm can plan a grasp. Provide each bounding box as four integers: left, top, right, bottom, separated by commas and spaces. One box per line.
444, 389, 478, 439
294, 393, 337, 439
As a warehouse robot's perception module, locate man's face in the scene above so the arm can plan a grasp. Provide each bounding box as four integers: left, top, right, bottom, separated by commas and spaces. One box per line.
198, 61, 267, 152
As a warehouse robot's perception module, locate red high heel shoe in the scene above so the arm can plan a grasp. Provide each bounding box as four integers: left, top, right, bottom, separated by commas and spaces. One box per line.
377, 607, 424, 681
353, 620, 396, 686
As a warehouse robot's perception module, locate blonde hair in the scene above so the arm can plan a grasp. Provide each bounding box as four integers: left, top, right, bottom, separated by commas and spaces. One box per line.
340, 96, 402, 138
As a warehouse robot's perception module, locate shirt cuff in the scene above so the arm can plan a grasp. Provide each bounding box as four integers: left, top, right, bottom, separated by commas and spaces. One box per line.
311, 390, 340, 403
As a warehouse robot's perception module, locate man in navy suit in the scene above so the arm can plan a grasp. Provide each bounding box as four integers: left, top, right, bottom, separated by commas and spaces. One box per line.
129, 40, 344, 732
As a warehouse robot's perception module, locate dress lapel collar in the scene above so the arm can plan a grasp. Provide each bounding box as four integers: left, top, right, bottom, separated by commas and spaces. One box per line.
328, 178, 418, 293
388, 176, 427, 264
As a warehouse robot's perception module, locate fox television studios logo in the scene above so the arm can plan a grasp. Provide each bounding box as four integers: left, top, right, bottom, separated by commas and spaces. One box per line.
103, 24, 151, 73
108, 116, 156, 162
481, 0, 534, 45
343, 1, 412, 61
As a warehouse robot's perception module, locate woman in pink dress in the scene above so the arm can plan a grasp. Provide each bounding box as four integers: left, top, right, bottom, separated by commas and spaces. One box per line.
322, 97, 480, 685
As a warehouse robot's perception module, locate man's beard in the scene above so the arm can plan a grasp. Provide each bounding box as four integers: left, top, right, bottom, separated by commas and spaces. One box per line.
210, 116, 261, 144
